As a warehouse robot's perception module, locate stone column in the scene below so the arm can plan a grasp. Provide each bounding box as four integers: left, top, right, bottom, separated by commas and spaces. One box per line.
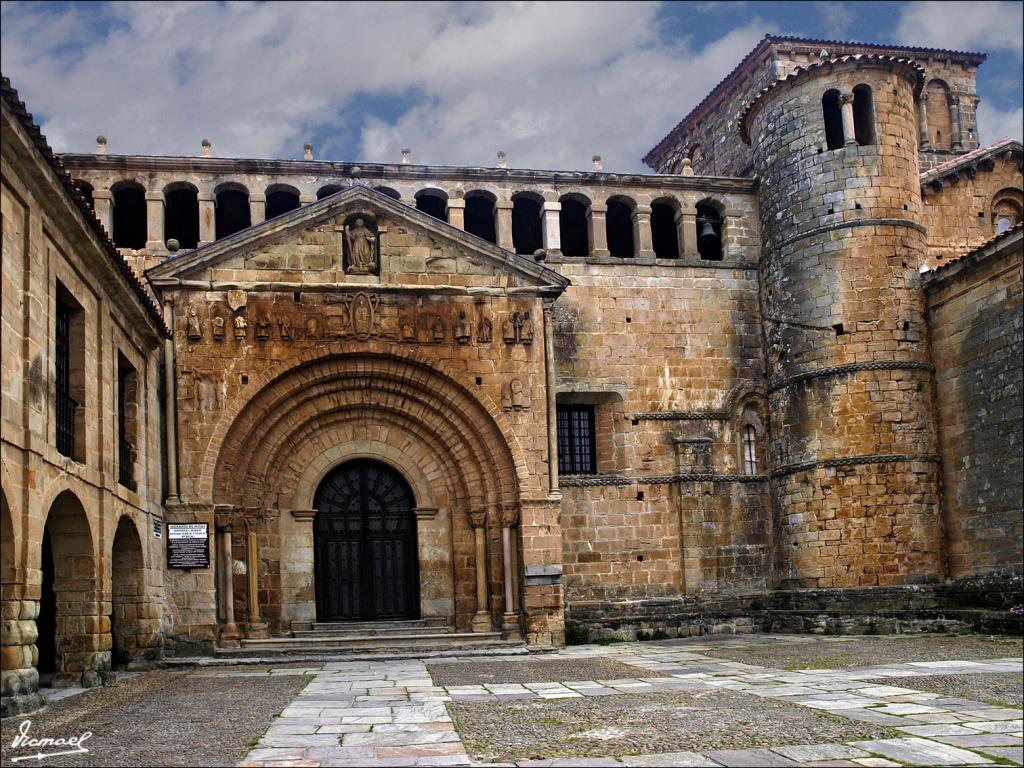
162, 301, 179, 504
93, 189, 114, 237
245, 529, 268, 638
299, 194, 317, 205
219, 526, 240, 642
678, 206, 698, 258
500, 505, 521, 640
469, 507, 491, 632
198, 193, 216, 245
249, 194, 266, 225
0, 590, 44, 717
540, 202, 562, 256
447, 198, 466, 230
495, 200, 514, 250
840, 92, 857, 146
144, 191, 165, 249
632, 205, 655, 259
543, 305, 559, 494
586, 203, 609, 257
918, 92, 931, 150
951, 96, 965, 152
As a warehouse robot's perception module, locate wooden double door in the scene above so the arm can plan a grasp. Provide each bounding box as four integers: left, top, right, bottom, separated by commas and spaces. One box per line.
313, 460, 419, 621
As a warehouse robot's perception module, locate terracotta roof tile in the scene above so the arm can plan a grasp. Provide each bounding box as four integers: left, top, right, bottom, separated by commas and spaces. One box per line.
920, 138, 1022, 187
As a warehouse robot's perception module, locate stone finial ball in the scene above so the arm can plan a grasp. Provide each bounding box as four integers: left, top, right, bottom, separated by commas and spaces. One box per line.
402, 147, 410, 154
166, 238, 180, 252
96, 135, 107, 144
592, 154, 602, 162
304, 142, 313, 150
201, 138, 212, 147
350, 165, 362, 177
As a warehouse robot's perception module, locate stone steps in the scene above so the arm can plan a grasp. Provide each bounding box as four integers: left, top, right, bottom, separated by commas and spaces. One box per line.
290, 618, 451, 638
226, 629, 520, 656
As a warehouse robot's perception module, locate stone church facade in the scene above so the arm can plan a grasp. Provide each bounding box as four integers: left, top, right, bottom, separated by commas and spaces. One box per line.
2, 35, 1022, 716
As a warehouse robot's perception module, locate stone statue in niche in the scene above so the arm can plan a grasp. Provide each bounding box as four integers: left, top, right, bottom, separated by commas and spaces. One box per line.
345, 217, 378, 274
502, 314, 517, 344
211, 315, 225, 341
455, 311, 472, 344
278, 316, 293, 340
255, 317, 272, 340
519, 311, 533, 345
477, 313, 492, 344
401, 316, 416, 342
431, 314, 445, 343
186, 305, 202, 341
234, 313, 247, 339
502, 379, 528, 411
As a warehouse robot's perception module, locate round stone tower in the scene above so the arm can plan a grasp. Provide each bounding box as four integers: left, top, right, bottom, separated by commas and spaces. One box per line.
741, 55, 943, 589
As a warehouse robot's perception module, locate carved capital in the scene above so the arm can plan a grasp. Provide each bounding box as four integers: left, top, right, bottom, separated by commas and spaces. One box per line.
839, 92, 855, 106
500, 503, 520, 527
469, 507, 488, 529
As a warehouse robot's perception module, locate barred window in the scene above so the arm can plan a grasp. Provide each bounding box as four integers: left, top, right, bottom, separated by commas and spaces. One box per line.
117, 354, 138, 491
743, 425, 758, 475
557, 405, 596, 475
55, 298, 76, 459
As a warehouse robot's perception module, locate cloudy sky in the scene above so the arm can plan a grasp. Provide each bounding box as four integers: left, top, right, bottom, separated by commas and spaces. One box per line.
2, 1, 1021, 173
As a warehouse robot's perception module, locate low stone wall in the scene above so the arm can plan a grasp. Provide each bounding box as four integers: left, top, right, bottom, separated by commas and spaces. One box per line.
565, 575, 1023, 643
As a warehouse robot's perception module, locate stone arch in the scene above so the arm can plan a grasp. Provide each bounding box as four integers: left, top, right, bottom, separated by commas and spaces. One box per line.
853, 84, 876, 146
111, 180, 146, 249
317, 183, 343, 200
606, 194, 635, 258
511, 191, 543, 255
651, 196, 681, 258
732, 389, 768, 476
415, 187, 448, 221
991, 188, 1023, 233
558, 192, 590, 257
265, 183, 301, 220
695, 197, 725, 261
109, 515, 146, 666
465, 189, 497, 244
38, 490, 106, 686
1, 486, 15, 586
215, 182, 251, 239
374, 186, 401, 200
926, 79, 953, 150
205, 348, 528, 630
163, 181, 199, 249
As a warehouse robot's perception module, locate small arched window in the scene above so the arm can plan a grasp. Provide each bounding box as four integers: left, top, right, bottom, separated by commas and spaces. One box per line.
926, 80, 953, 150
415, 189, 448, 221
822, 89, 844, 150
743, 425, 758, 475
215, 184, 251, 240
317, 184, 342, 200
606, 197, 635, 258
651, 199, 680, 259
991, 191, 1023, 233
112, 183, 147, 249
695, 202, 723, 261
853, 85, 875, 146
511, 193, 543, 255
558, 195, 589, 257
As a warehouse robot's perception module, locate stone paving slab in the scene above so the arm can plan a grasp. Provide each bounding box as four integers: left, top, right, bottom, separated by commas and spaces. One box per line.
849, 737, 992, 765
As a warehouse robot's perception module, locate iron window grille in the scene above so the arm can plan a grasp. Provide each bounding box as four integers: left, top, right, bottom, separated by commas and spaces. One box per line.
55, 300, 77, 459
557, 405, 597, 475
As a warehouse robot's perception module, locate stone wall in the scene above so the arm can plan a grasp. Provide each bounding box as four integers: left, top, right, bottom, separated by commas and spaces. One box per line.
925, 229, 1023, 579
747, 58, 944, 589
644, 37, 983, 178
921, 152, 1023, 265
1, 90, 167, 716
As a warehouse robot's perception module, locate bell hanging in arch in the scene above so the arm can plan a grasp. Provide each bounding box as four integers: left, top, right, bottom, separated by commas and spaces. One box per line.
698, 219, 718, 244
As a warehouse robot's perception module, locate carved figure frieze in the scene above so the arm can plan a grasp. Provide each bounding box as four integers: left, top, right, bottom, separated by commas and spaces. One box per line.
477, 313, 492, 344
227, 290, 247, 312
255, 317, 272, 340
501, 378, 528, 411
234, 313, 247, 339
324, 291, 383, 340
186, 305, 202, 341
519, 311, 533, 345
305, 315, 320, 339
278, 316, 293, 340
455, 311, 472, 344
431, 314, 445, 343
212, 315, 225, 341
343, 217, 379, 274
401, 315, 416, 342
504, 311, 534, 345
196, 374, 221, 413
502, 315, 517, 344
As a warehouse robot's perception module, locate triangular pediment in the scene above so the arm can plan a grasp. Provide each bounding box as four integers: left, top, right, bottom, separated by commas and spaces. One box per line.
146, 185, 568, 295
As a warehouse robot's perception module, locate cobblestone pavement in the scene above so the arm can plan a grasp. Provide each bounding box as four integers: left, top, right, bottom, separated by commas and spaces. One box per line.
0, 669, 309, 766
237, 634, 1021, 767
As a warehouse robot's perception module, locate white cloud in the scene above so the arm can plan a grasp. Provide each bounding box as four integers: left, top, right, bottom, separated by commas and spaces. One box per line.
895, 1, 1023, 56
820, 5, 855, 39
0, 1, 772, 172
977, 101, 1024, 144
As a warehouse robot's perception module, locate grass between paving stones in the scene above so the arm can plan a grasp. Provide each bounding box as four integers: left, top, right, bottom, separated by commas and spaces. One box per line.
447, 688, 899, 762
242, 675, 315, 757
975, 751, 1022, 766
0, 670, 311, 767
860, 672, 1023, 708
695, 634, 1022, 671
427, 657, 664, 686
